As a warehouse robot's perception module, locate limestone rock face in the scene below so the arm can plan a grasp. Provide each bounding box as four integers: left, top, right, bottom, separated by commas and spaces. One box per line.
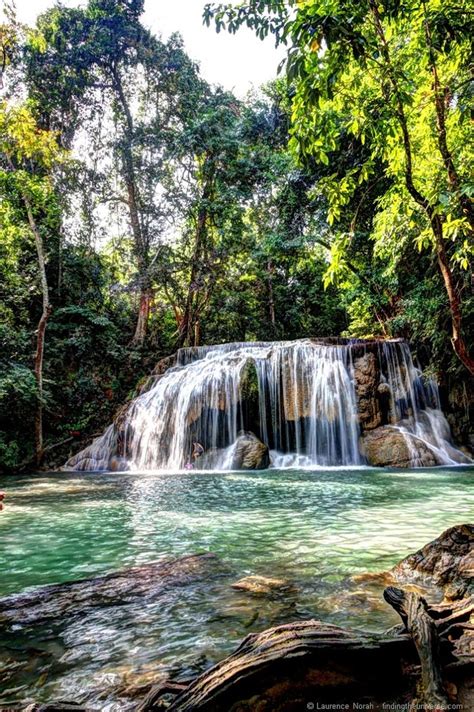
281, 354, 313, 421
362, 426, 438, 468
447, 379, 474, 456
231, 432, 270, 470
353, 352, 382, 430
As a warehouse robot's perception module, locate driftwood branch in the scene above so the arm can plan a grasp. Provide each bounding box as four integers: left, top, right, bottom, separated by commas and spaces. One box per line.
9, 436, 75, 474
136, 681, 188, 712
384, 586, 449, 710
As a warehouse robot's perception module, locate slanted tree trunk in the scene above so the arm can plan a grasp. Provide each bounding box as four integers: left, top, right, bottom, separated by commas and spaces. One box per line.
432, 218, 474, 374
5, 153, 51, 465
368, 0, 474, 375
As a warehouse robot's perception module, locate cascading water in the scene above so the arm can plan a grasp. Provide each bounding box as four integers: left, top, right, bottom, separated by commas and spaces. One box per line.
378, 341, 468, 466
65, 339, 471, 471
255, 342, 360, 467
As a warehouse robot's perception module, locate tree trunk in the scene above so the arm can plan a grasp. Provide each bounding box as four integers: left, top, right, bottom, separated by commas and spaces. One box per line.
24, 196, 50, 465
5, 151, 51, 465
176, 221, 204, 349
384, 587, 449, 710
266, 259, 276, 328
176, 164, 214, 349
110, 64, 150, 344
133, 287, 153, 345
193, 319, 200, 347
433, 221, 474, 373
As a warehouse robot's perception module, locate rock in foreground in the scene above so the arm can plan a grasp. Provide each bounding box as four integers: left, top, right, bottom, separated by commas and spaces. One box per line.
390, 523, 474, 598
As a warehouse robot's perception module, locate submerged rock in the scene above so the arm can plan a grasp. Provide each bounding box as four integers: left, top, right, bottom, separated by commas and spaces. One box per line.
231, 575, 296, 595
0, 553, 224, 626
230, 432, 270, 470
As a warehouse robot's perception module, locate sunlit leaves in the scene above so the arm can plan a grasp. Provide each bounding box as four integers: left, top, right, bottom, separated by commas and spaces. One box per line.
0, 100, 65, 168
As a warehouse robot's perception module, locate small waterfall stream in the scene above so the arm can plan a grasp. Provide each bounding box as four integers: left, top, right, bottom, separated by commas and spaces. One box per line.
378, 341, 467, 466
65, 339, 470, 471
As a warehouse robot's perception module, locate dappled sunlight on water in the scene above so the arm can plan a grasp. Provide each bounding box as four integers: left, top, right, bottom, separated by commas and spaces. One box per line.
0, 466, 473, 707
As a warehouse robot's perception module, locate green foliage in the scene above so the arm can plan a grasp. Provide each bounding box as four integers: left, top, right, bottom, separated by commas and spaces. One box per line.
205, 0, 474, 374
1, 0, 472, 470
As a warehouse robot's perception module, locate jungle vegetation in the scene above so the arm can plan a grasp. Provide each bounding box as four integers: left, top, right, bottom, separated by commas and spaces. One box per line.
0, 0, 472, 471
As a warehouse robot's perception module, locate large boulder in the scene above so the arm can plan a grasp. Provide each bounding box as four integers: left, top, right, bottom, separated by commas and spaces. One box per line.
231, 432, 270, 470
390, 524, 474, 599
362, 426, 438, 468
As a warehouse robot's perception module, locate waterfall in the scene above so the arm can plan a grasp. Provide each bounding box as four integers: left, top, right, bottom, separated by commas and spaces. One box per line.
378, 341, 468, 466
65, 339, 471, 471
255, 342, 360, 467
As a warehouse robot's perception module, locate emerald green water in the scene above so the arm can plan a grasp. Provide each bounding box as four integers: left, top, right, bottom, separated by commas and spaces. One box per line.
1, 466, 473, 707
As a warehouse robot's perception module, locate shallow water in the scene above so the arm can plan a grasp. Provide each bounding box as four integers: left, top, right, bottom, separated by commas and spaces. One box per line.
1, 466, 473, 707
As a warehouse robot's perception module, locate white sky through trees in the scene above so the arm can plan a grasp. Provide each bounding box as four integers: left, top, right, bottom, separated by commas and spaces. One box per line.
15, 0, 284, 97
